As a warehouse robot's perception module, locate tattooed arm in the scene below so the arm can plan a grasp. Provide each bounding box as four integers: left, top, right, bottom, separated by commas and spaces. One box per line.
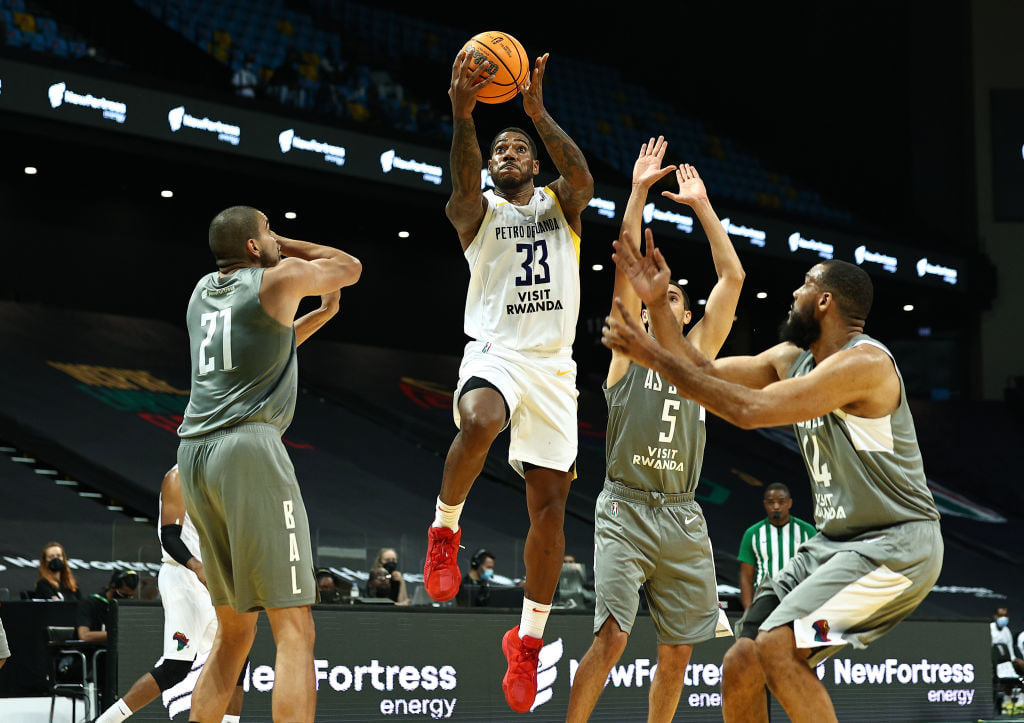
521, 53, 594, 232
445, 50, 495, 250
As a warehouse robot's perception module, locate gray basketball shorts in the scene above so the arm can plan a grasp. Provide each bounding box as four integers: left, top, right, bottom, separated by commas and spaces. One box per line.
739, 519, 943, 666
593, 480, 720, 645
177, 422, 316, 613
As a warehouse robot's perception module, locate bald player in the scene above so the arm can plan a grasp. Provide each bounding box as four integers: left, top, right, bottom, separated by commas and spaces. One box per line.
177, 207, 360, 723
602, 233, 942, 723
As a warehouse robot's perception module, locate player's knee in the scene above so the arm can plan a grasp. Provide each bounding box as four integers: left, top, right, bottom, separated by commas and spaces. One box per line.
458, 407, 505, 445
723, 639, 761, 686
595, 620, 628, 659
151, 659, 193, 691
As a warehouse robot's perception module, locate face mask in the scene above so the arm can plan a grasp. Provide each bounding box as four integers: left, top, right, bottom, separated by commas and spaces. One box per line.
481, 569, 494, 581
997, 616, 1010, 628
382, 561, 398, 574
48, 558, 65, 573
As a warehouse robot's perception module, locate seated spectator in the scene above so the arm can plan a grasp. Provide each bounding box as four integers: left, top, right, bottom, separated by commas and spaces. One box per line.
76, 570, 139, 643
458, 548, 495, 607
991, 606, 1024, 715
366, 566, 396, 603
367, 548, 409, 605
316, 568, 344, 604
231, 54, 260, 99
32, 541, 80, 601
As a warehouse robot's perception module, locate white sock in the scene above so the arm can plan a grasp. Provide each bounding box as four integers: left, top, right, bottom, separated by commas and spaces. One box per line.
432, 496, 463, 531
221, 716, 241, 723
96, 698, 133, 723
519, 597, 551, 639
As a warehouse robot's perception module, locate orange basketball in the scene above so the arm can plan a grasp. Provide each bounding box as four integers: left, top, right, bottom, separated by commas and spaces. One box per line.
459, 31, 529, 104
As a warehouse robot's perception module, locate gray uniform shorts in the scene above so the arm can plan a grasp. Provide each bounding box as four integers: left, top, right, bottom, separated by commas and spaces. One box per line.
593, 480, 721, 645
177, 423, 316, 613
738, 519, 943, 666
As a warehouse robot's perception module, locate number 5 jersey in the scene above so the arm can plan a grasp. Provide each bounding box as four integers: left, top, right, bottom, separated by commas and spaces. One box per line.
178, 267, 298, 438
463, 187, 581, 354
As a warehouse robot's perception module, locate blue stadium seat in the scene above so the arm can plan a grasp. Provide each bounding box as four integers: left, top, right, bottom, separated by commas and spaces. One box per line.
4, 26, 23, 47
35, 15, 56, 36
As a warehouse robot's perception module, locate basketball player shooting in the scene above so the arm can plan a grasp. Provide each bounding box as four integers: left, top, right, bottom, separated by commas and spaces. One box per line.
602, 233, 942, 723
423, 49, 593, 713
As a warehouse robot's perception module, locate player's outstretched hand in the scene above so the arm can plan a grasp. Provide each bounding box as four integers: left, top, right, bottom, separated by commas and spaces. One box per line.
633, 136, 677, 189
449, 49, 496, 118
661, 164, 709, 207
603, 298, 664, 369
612, 228, 673, 306
521, 52, 550, 120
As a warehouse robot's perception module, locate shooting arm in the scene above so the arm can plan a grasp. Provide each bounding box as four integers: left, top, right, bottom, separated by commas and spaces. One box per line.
533, 112, 594, 216
445, 116, 487, 245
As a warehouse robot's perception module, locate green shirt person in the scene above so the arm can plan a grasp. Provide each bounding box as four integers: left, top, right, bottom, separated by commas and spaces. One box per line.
738, 483, 817, 609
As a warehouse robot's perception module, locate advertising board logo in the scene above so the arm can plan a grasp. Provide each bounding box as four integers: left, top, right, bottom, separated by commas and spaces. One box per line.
588, 196, 616, 219
720, 217, 766, 248
278, 128, 346, 166
48, 81, 65, 108
380, 149, 442, 185
787, 231, 834, 259
47, 81, 126, 123
530, 638, 564, 711
853, 244, 898, 273
916, 257, 958, 285
167, 105, 241, 146
642, 203, 693, 233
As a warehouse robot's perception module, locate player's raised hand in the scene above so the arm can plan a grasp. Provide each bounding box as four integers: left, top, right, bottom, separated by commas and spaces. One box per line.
612, 228, 673, 306
602, 299, 664, 369
521, 52, 550, 120
661, 164, 709, 207
633, 136, 677, 189
449, 50, 496, 118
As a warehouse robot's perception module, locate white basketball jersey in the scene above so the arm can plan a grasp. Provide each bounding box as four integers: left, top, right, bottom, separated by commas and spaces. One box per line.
158, 469, 202, 566
463, 186, 581, 353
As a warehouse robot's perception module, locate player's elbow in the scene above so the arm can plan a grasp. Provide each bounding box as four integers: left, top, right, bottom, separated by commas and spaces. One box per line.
731, 404, 762, 430
339, 257, 362, 287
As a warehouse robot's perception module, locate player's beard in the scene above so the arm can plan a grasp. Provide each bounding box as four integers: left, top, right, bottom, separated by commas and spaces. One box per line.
778, 304, 821, 348
258, 246, 280, 267
492, 163, 530, 191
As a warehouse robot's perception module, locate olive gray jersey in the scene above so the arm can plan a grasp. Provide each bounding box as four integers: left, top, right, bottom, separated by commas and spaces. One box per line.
786, 334, 939, 539
178, 267, 297, 438
604, 362, 706, 494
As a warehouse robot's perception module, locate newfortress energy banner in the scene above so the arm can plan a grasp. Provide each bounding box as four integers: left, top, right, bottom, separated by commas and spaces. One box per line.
115, 603, 991, 721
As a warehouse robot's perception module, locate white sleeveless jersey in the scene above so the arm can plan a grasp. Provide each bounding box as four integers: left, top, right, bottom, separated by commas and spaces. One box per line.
463, 186, 581, 353
158, 468, 202, 566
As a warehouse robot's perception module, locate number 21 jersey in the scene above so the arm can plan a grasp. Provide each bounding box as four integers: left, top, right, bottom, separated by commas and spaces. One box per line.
178, 267, 297, 438
463, 186, 581, 354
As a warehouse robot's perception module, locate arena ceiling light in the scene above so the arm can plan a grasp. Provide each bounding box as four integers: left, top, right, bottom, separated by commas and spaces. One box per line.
697, 298, 707, 306
24, 166, 37, 175
592, 264, 603, 271
903, 304, 915, 312
677, 278, 688, 285
285, 211, 297, 220
756, 291, 768, 299
160, 189, 174, 198
398, 230, 410, 238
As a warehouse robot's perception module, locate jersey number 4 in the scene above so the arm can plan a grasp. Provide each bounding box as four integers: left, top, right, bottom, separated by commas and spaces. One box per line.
198, 308, 234, 375
515, 240, 551, 286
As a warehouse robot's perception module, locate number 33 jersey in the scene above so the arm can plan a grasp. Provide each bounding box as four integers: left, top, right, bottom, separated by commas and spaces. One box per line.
463, 186, 581, 354
178, 267, 297, 438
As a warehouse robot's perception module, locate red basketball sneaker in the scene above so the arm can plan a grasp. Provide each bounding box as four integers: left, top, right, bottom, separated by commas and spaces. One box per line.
423, 525, 462, 601
501, 625, 543, 713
